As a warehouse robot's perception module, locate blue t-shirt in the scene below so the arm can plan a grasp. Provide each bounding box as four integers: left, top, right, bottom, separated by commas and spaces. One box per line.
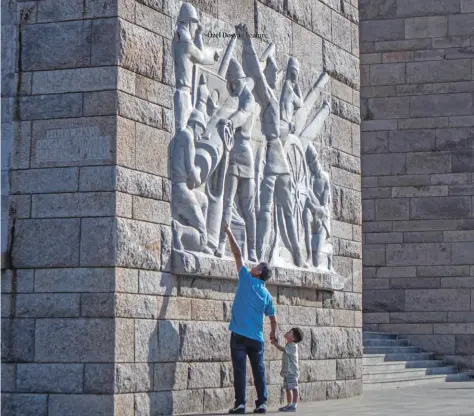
229, 266, 276, 342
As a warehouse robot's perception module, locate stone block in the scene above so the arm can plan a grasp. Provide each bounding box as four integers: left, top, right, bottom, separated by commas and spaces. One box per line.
410, 93, 473, 117
396, 0, 460, 16
135, 126, 169, 178
138, 271, 177, 296
80, 218, 115, 267
440, 277, 474, 288
115, 318, 134, 363
418, 265, 470, 277
133, 197, 171, 225
1, 318, 35, 362
444, 230, 474, 242
116, 218, 162, 270
79, 167, 115, 191
403, 231, 443, 243
35, 318, 114, 362
32, 192, 115, 218
364, 289, 405, 312
136, 3, 172, 39
12, 219, 80, 268
455, 335, 474, 354
361, 131, 389, 153
11, 168, 79, 194
311, 328, 362, 359
449, 14, 474, 36
390, 311, 448, 323
452, 242, 474, 265
84, 364, 114, 393
90, 17, 120, 66
309, 0, 332, 40
406, 152, 451, 174
414, 49, 445, 61
8, 122, 31, 170
405, 15, 447, 39
363, 221, 393, 233
363, 312, 390, 323
299, 359, 337, 382
323, 41, 360, 89
393, 219, 457, 232
17, 363, 83, 393
364, 279, 390, 289
156, 320, 180, 363
410, 197, 471, 219
331, 116, 353, 154
434, 323, 474, 334
431, 173, 471, 186
135, 75, 173, 110
361, 153, 406, 176
407, 60, 472, 84
1, 394, 47, 416
370, 63, 405, 85
31, 116, 115, 168
154, 362, 188, 391
363, 245, 385, 266
32, 67, 117, 95
405, 289, 470, 311
171, 389, 205, 415
115, 363, 152, 393
34, 268, 115, 293
2, 269, 34, 294
81, 293, 115, 317
361, 119, 398, 131
336, 358, 362, 380
399, 117, 449, 130
344, 293, 362, 311
203, 387, 234, 413
332, 12, 352, 52
36, 0, 83, 22
83, 90, 118, 116
119, 19, 163, 80
16, 294, 80, 318
387, 243, 451, 266
116, 294, 158, 319
191, 298, 224, 321
394, 186, 447, 198
452, 151, 474, 173
156, 296, 191, 320
449, 311, 474, 323
462, 0, 474, 12
22, 21, 91, 71
360, 19, 404, 42
49, 394, 114, 416
367, 96, 410, 119
365, 232, 403, 244
188, 362, 221, 389
133, 319, 155, 363
2, 363, 15, 392
389, 129, 436, 152
333, 99, 360, 124
117, 167, 162, 200
179, 321, 229, 362
118, 92, 163, 128
375, 199, 409, 220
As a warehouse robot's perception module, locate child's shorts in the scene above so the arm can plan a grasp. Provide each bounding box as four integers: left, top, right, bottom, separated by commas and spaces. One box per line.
283, 374, 298, 390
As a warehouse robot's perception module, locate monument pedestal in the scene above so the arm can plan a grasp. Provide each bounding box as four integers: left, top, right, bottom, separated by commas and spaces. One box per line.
2, 1, 362, 414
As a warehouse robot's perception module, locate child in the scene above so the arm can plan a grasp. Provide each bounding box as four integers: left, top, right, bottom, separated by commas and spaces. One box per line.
271, 328, 304, 412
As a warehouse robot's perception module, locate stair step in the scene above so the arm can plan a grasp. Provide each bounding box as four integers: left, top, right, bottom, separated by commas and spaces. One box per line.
364, 366, 457, 376
363, 360, 446, 371
364, 367, 458, 381
364, 339, 410, 347
364, 346, 421, 354
363, 332, 398, 340
363, 352, 434, 364
446, 373, 473, 382
364, 374, 449, 390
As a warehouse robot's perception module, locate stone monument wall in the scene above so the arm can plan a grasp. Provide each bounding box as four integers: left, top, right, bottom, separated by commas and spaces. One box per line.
2, 0, 363, 415
360, 0, 474, 370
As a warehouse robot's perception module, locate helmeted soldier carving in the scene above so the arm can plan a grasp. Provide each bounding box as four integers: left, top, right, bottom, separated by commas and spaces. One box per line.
215, 59, 258, 262
172, 3, 220, 131
171, 109, 213, 254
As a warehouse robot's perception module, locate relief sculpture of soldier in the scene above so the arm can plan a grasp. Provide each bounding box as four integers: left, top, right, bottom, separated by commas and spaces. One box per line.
280, 57, 303, 141
173, 3, 220, 132
171, 109, 213, 254
236, 23, 305, 267
215, 58, 258, 262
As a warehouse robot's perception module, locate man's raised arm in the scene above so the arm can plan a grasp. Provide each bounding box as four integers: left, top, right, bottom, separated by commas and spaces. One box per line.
223, 222, 243, 272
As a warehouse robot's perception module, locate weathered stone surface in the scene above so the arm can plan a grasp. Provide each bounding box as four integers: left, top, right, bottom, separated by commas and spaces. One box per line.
452, 242, 474, 265
80, 218, 115, 267
375, 198, 409, 220
133, 196, 171, 225
49, 394, 114, 416
410, 93, 473, 117
323, 41, 360, 89
311, 328, 362, 359
449, 13, 474, 36
16, 294, 80, 318
435, 322, 474, 334
22, 21, 91, 71
1, 363, 15, 392
118, 92, 162, 128
392, 219, 457, 232
2, 269, 34, 294
179, 322, 229, 361
362, 153, 405, 176
12, 219, 80, 268
300, 359, 337, 382
370, 63, 405, 85
452, 150, 474, 172
405, 289, 470, 312
455, 335, 474, 354
1, 318, 35, 362
410, 197, 471, 219
191, 298, 224, 321
116, 218, 162, 270
84, 364, 114, 393
405, 16, 447, 39
81, 293, 114, 317
364, 289, 405, 312
363, 245, 386, 266
79, 166, 116, 191
407, 60, 471, 84
387, 243, 451, 266
17, 363, 83, 393
336, 358, 362, 380
35, 318, 114, 362
83, 90, 118, 116
360, 19, 404, 42
34, 268, 115, 293
188, 362, 221, 389
116, 363, 152, 393
154, 362, 188, 391
117, 167, 162, 200
116, 294, 158, 319
1, 394, 47, 416
203, 387, 234, 413
157, 320, 180, 363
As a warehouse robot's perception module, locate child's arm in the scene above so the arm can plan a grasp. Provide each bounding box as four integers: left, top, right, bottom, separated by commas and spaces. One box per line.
271, 339, 286, 352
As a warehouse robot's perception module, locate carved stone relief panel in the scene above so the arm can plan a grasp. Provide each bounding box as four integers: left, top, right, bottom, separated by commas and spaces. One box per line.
170, 2, 334, 273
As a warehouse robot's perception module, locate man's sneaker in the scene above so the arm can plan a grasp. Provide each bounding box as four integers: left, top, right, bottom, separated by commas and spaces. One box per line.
229, 404, 246, 414
253, 403, 267, 414
279, 405, 290, 411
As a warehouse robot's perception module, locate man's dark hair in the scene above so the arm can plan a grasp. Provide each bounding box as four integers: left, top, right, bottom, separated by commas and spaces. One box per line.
291, 327, 304, 343
259, 262, 272, 281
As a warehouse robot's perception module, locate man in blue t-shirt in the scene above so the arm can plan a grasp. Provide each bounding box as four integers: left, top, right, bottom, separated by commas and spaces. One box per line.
223, 222, 278, 414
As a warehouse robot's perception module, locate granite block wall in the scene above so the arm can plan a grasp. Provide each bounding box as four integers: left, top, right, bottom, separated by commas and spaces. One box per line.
360, 0, 474, 370
2, 0, 362, 414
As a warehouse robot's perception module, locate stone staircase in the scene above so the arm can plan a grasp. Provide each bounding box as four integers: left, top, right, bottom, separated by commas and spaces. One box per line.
363, 331, 474, 390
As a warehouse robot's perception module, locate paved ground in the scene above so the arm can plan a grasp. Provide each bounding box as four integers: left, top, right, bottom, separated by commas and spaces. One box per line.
205, 383, 474, 416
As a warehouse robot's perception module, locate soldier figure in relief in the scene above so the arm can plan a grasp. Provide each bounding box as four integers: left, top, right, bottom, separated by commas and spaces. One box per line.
280, 57, 304, 141
215, 59, 258, 262
237, 23, 305, 267
171, 109, 213, 254
172, 2, 220, 131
